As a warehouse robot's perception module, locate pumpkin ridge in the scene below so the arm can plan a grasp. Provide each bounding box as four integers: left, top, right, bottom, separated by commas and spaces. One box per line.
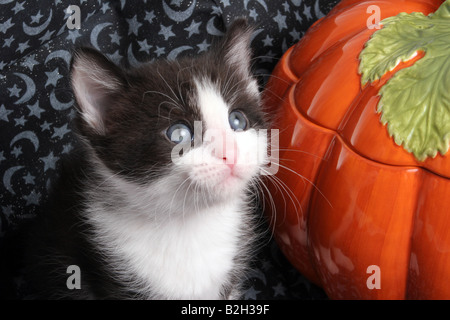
287, 85, 450, 179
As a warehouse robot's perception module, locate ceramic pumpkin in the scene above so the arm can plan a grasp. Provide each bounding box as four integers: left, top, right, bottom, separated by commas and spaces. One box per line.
264, 0, 449, 299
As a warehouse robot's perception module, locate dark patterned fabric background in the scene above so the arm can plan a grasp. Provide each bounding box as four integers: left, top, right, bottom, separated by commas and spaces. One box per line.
0, 0, 340, 299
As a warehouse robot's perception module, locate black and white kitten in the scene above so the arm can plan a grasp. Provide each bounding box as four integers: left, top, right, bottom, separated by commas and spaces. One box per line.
26, 19, 269, 299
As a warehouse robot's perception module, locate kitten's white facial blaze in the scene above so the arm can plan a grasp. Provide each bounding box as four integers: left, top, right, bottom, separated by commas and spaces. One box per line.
173, 79, 265, 200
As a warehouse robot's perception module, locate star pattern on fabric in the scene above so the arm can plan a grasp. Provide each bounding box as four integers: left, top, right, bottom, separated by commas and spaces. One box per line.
67, 29, 82, 44
3, 35, 15, 48
27, 101, 45, 119
184, 20, 201, 38
0, 18, 15, 34
11, 146, 23, 158
51, 123, 70, 140
16, 40, 30, 53
45, 68, 63, 87
8, 84, 21, 97
127, 15, 142, 36
144, 10, 156, 23
39, 151, 59, 172
11, 1, 25, 14
23, 189, 41, 206
30, 11, 44, 24
138, 39, 152, 54
23, 172, 35, 185
196, 39, 210, 53
0, 104, 13, 121
273, 10, 287, 31
159, 24, 175, 40
21, 54, 39, 71
109, 31, 121, 45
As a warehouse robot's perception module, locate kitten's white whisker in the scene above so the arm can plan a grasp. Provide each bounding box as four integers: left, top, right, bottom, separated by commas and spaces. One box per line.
260, 86, 290, 105
257, 72, 291, 86
270, 148, 327, 161
157, 66, 182, 106
250, 54, 282, 63
222, 67, 252, 100
252, 177, 275, 227
175, 62, 194, 107
269, 161, 333, 209
142, 90, 182, 111
194, 181, 202, 216
259, 167, 303, 227
168, 174, 192, 218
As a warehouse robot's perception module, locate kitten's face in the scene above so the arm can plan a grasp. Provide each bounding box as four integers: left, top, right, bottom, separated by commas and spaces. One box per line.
71, 20, 268, 209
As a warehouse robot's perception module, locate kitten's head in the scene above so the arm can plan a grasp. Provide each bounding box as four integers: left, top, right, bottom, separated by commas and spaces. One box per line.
70, 19, 268, 210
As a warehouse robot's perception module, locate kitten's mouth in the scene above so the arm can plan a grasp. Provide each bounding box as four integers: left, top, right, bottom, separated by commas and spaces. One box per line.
191, 163, 243, 190
223, 170, 239, 184
217, 164, 251, 189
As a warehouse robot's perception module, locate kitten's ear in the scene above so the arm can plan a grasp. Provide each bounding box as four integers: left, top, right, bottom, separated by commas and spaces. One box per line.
70, 47, 126, 135
220, 18, 254, 76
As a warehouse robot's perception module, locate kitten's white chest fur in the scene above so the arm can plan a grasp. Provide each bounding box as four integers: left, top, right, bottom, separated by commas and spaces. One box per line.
87, 180, 247, 299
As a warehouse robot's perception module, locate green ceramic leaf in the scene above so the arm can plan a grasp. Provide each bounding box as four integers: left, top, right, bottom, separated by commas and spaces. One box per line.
359, 0, 450, 161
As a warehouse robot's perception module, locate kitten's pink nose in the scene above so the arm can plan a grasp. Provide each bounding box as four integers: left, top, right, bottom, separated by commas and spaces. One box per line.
220, 138, 238, 170
222, 156, 235, 170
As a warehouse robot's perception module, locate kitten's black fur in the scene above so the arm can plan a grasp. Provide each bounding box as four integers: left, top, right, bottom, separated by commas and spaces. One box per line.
25, 19, 268, 299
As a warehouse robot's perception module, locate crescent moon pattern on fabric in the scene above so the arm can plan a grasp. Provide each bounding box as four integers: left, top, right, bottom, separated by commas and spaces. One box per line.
243, 0, 268, 12
0, 0, 340, 300
45, 50, 72, 67
10, 131, 40, 151
13, 73, 36, 105
90, 22, 113, 51
49, 90, 74, 111
167, 45, 192, 61
314, 1, 326, 18
250, 28, 264, 44
3, 166, 24, 195
206, 17, 224, 36
127, 43, 141, 67
162, 0, 197, 22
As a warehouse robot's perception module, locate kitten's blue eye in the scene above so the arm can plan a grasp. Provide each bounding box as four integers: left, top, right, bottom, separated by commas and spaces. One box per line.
229, 110, 248, 131
166, 123, 192, 144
